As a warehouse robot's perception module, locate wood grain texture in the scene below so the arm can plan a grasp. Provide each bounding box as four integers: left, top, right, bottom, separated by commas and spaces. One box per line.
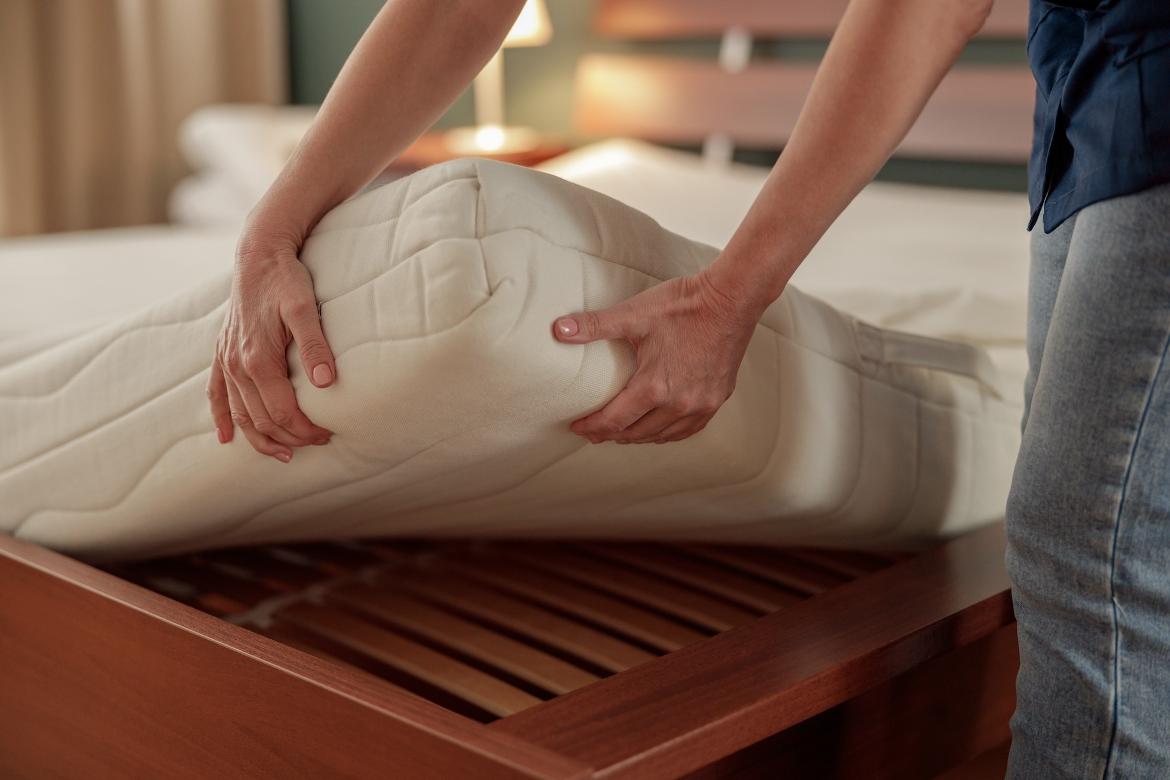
393, 569, 660, 673
0, 533, 589, 780
280, 601, 544, 718
681, 544, 849, 595
503, 547, 760, 631
580, 543, 805, 612
595, 0, 1027, 39
330, 582, 600, 694
451, 554, 711, 651
492, 523, 1014, 780
575, 55, 1035, 161
683, 625, 1018, 779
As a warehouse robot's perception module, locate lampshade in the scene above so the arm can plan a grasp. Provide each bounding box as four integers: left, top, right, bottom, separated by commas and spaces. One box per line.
504, 0, 552, 47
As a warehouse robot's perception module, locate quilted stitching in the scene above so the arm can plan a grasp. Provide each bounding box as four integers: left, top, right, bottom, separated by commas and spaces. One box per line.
1, 159, 1021, 560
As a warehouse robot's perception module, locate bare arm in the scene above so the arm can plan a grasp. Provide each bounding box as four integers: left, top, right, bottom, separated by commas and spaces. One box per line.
705, 0, 995, 312
552, 0, 995, 445
210, 0, 524, 461
245, 0, 526, 253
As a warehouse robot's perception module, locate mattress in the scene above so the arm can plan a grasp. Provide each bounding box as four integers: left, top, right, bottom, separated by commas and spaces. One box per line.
0, 159, 1022, 561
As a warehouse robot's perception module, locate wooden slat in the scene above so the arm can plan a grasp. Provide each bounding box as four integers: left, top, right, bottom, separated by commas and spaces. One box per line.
783, 548, 893, 579
575, 55, 1034, 161
393, 571, 658, 673
491, 524, 1014, 780
681, 545, 848, 596
119, 558, 274, 615
595, 0, 1028, 39
0, 533, 589, 780
453, 556, 709, 652
203, 547, 332, 590
330, 583, 600, 695
282, 602, 542, 718
582, 544, 804, 613
506, 547, 759, 632
283, 541, 385, 571
257, 621, 433, 707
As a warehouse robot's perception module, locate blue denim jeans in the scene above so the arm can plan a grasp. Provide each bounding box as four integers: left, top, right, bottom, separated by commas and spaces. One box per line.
1006, 182, 1170, 778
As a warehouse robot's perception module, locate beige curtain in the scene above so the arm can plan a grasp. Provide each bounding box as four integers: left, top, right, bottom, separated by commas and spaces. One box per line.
0, 0, 285, 237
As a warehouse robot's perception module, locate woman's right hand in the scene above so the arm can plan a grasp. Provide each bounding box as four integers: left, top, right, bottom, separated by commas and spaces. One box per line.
208, 231, 336, 462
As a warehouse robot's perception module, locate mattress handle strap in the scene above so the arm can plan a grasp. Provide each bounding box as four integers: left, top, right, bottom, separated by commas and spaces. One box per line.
853, 321, 1004, 400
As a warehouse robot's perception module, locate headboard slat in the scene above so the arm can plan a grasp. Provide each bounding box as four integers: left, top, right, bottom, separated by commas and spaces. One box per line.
595, 0, 1028, 39
574, 55, 1034, 162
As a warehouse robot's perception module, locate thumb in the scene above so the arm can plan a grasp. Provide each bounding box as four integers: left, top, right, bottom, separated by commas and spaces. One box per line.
287, 301, 337, 388
552, 308, 630, 344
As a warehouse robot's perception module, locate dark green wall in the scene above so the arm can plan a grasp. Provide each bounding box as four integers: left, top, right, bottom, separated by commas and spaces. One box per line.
286, 0, 1027, 190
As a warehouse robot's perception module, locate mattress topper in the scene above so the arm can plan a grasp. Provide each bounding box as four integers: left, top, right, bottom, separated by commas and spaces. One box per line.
0, 159, 1021, 561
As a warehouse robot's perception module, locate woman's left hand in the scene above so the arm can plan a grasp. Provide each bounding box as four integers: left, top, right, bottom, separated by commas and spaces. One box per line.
551, 270, 760, 444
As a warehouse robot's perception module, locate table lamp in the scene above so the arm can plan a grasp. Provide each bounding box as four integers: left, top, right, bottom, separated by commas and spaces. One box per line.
445, 0, 552, 155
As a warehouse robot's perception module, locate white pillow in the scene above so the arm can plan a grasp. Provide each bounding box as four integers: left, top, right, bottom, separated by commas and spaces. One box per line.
177, 104, 317, 205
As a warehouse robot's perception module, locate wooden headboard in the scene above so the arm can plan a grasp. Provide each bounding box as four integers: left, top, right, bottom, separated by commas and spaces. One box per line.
575, 0, 1033, 162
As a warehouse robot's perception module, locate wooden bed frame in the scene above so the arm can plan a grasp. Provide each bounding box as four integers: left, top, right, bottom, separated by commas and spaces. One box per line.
0, 2, 1031, 777
0, 527, 1016, 778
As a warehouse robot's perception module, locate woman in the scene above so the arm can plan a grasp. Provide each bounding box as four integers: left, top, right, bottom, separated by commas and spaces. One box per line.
208, 0, 1170, 774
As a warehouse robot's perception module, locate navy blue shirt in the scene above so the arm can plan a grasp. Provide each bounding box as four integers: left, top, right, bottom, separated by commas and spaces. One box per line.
1027, 0, 1170, 232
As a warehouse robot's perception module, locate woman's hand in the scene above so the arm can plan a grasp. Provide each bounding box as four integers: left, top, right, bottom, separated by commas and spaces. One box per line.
552, 271, 760, 444
208, 235, 336, 462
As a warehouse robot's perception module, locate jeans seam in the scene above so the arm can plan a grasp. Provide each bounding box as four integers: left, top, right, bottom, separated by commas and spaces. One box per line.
1101, 323, 1170, 779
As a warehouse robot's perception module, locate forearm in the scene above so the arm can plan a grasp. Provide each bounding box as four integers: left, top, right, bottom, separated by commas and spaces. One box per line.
706, 0, 992, 313
241, 0, 525, 253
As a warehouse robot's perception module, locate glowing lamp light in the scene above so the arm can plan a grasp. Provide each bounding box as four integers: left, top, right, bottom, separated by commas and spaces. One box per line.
446, 0, 552, 156
474, 125, 507, 153
504, 0, 552, 47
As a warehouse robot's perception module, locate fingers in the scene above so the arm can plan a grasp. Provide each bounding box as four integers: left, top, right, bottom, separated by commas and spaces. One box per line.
571, 369, 722, 445
652, 414, 711, 444
223, 370, 292, 462
286, 299, 336, 388
611, 407, 677, 444
212, 251, 337, 462
553, 305, 637, 345
207, 361, 234, 444
231, 368, 315, 449
570, 379, 656, 443
248, 357, 333, 445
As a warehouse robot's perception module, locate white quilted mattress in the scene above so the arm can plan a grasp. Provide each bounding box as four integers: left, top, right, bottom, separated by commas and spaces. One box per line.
0, 160, 1021, 561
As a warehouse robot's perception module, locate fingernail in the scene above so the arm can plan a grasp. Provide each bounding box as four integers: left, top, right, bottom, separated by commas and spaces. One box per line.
217, 428, 228, 444
314, 437, 330, 446
554, 317, 578, 337
275, 451, 292, 463
312, 364, 333, 386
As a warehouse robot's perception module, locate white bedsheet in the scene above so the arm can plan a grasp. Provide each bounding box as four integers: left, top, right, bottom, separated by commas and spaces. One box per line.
0, 225, 238, 366
0, 160, 1021, 560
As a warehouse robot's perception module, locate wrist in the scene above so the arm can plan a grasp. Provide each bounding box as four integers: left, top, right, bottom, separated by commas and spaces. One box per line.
237, 208, 307, 266
701, 255, 786, 321
693, 268, 765, 331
